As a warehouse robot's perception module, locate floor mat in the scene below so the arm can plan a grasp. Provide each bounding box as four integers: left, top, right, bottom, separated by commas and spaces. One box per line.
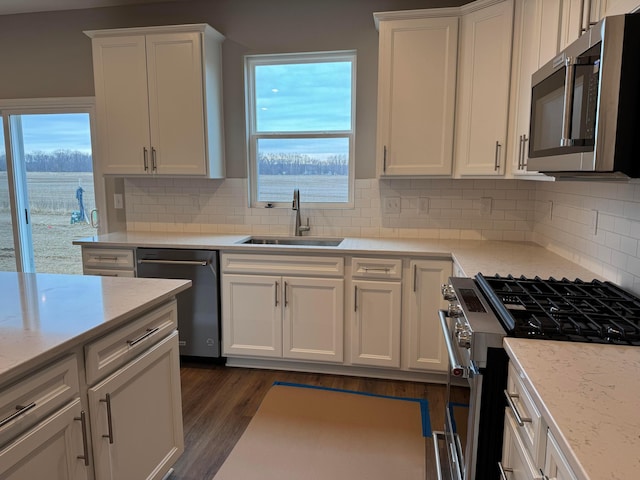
212, 382, 429, 480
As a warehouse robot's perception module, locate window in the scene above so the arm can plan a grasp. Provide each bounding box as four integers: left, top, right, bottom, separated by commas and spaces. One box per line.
245, 51, 356, 207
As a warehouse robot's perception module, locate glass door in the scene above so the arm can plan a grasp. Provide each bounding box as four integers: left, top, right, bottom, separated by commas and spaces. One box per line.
1, 104, 100, 274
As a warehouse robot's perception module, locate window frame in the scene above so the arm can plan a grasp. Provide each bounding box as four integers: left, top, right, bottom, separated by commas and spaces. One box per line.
245, 50, 356, 209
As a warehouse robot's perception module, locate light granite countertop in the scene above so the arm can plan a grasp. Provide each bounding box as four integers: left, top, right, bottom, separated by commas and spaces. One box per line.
73, 232, 600, 280
0, 271, 190, 386
504, 338, 640, 480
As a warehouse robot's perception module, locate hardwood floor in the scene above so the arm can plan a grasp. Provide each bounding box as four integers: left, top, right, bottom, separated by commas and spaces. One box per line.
169, 360, 465, 480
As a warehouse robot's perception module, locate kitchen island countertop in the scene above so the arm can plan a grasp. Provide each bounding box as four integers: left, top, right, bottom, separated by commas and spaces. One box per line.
0, 271, 190, 386
73, 232, 601, 281
504, 337, 640, 480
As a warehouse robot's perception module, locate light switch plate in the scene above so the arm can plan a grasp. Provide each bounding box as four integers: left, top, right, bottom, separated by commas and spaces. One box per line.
113, 193, 124, 209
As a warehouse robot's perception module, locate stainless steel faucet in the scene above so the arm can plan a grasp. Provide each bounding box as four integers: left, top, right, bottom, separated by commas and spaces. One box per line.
292, 189, 310, 236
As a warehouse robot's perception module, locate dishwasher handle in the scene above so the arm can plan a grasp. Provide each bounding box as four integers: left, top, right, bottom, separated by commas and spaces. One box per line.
138, 259, 208, 266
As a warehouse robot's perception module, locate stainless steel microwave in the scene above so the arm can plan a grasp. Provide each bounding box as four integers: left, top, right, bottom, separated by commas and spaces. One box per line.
527, 14, 640, 180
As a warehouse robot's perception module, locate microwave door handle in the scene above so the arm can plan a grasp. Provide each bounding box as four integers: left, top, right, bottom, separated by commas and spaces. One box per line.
560, 58, 576, 147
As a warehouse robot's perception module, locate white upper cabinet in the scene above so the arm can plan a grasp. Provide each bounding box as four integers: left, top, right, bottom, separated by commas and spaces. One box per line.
86, 24, 225, 178
600, 0, 640, 14
507, 0, 562, 177
375, 14, 458, 177
454, 0, 514, 177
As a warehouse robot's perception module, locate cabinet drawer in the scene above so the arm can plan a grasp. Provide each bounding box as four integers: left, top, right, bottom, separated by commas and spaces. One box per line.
222, 253, 344, 277
82, 248, 134, 269
0, 355, 79, 447
85, 300, 177, 384
501, 408, 543, 480
84, 268, 135, 278
351, 257, 402, 279
506, 363, 544, 464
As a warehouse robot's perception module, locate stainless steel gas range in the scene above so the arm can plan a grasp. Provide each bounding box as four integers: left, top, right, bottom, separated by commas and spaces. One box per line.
433, 274, 640, 480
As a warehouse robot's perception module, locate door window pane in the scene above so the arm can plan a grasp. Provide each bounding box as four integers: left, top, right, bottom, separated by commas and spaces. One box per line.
20, 114, 96, 274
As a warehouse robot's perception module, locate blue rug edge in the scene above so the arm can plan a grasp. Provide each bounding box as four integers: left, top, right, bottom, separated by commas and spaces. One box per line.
272, 381, 432, 438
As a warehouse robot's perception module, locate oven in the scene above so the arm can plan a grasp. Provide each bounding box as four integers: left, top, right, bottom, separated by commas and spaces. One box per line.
433, 274, 640, 480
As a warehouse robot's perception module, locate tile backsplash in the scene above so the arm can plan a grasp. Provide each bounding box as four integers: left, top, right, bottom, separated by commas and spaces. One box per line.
124, 177, 535, 241
533, 180, 640, 294
123, 176, 640, 293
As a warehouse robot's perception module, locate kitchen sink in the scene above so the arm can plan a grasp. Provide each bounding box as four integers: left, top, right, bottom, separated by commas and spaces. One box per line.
240, 237, 344, 247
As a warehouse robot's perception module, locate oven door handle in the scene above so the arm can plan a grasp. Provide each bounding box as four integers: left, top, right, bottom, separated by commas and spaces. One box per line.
438, 309, 471, 379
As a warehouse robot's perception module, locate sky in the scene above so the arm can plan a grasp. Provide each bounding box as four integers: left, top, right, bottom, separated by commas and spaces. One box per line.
19, 114, 92, 153
254, 60, 353, 157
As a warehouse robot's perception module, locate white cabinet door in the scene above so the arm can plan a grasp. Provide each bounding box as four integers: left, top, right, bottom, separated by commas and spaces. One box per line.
91, 35, 151, 175
221, 274, 282, 357
376, 16, 458, 176
88, 332, 184, 480
0, 399, 89, 480
146, 32, 207, 176
543, 430, 578, 480
601, 0, 640, 14
501, 409, 544, 480
454, 0, 514, 177
560, 0, 603, 49
350, 280, 401, 368
508, 0, 562, 177
283, 277, 344, 362
405, 260, 451, 372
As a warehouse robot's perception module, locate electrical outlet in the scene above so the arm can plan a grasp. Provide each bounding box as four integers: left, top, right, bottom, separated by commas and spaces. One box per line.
383, 196, 401, 214
417, 197, 430, 215
480, 197, 493, 216
113, 193, 124, 209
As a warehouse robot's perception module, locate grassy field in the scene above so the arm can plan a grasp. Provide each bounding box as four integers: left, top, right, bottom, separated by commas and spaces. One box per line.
0, 172, 97, 274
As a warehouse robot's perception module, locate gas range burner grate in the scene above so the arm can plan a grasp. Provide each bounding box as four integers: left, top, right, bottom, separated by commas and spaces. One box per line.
475, 274, 640, 345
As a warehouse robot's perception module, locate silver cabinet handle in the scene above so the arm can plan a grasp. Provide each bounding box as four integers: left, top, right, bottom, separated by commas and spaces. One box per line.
96, 256, 118, 261
363, 267, 391, 273
494, 141, 502, 171
383, 145, 388, 172
498, 461, 513, 480
151, 147, 157, 172
127, 327, 160, 347
284, 281, 289, 307
522, 135, 528, 168
75, 410, 90, 466
137, 259, 208, 266
504, 390, 532, 426
143, 146, 149, 171
275, 281, 279, 307
100, 393, 114, 444
413, 264, 417, 292
354, 285, 358, 312
0, 402, 36, 428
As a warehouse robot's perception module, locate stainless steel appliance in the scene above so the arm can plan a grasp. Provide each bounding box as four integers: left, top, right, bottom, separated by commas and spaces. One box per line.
136, 248, 221, 358
433, 274, 640, 480
527, 13, 640, 179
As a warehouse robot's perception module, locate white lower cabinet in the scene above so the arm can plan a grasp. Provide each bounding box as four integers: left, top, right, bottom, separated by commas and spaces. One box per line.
544, 430, 578, 480
503, 360, 578, 480
221, 254, 345, 363
501, 408, 544, 480
404, 259, 451, 372
348, 257, 402, 368
88, 331, 183, 480
0, 398, 89, 480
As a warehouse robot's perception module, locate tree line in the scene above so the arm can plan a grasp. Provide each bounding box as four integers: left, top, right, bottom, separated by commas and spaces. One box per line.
258, 153, 348, 176
0, 150, 92, 172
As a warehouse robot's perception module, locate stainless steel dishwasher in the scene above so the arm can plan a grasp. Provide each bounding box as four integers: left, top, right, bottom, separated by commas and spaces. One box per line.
136, 248, 221, 358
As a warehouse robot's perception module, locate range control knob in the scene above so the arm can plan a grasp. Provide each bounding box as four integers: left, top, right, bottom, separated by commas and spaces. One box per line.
447, 304, 464, 318
441, 284, 457, 301
457, 330, 471, 349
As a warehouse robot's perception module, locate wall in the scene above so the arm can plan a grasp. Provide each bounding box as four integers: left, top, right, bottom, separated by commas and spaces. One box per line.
533, 181, 640, 294
124, 177, 536, 241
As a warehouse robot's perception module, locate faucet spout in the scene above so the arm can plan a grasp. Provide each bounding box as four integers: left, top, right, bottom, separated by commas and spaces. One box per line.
292, 189, 310, 236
